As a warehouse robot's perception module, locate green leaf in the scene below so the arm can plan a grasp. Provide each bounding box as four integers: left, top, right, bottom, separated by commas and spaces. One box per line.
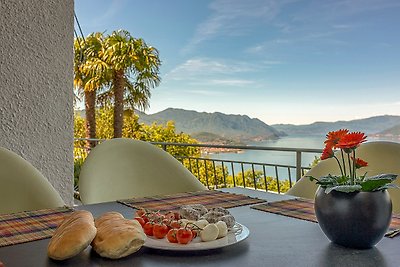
364, 174, 398, 182
361, 180, 391, 191
361, 174, 398, 191
325, 185, 362, 194
317, 175, 340, 185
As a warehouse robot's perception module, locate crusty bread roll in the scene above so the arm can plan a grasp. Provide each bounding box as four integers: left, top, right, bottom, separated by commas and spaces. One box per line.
94, 211, 124, 226
91, 211, 146, 259
47, 210, 97, 260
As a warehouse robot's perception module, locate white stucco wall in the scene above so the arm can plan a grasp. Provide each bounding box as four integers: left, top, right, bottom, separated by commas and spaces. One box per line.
0, 0, 74, 205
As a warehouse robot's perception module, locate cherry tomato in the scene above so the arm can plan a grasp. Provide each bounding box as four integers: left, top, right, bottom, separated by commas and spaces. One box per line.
153, 223, 169, 239
177, 228, 193, 244
167, 229, 178, 243
170, 220, 181, 229
134, 217, 146, 227
143, 222, 154, 236
141, 214, 150, 224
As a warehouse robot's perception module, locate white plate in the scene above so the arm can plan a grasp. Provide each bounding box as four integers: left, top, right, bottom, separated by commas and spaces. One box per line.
144, 223, 249, 251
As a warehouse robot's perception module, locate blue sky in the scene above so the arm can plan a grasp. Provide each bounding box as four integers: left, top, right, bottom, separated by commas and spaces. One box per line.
75, 0, 400, 125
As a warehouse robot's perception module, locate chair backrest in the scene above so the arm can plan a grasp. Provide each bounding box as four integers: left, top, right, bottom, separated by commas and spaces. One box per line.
285, 141, 400, 213
78, 138, 207, 204
0, 147, 65, 215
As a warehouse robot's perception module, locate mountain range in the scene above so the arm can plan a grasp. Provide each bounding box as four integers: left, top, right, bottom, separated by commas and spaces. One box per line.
75, 108, 400, 142
272, 115, 400, 136
137, 108, 282, 142
137, 109, 400, 142
377, 124, 400, 136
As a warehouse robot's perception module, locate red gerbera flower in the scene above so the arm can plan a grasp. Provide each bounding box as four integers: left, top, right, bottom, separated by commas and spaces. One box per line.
321, 145, 334, 160
336, 132, 367, 150
324, 129, 349, 149
351, 157, 368, 169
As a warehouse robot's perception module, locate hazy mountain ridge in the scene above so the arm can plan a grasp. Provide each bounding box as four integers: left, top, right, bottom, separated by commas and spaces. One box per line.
272, 115, 400, 136
376, 124, 400, 136
75, 108, 400, 140
137, 108, 282, 142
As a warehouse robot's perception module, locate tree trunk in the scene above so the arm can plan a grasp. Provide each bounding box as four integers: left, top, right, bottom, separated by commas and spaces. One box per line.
84, 89, 97, 148
113, 70, 125, 138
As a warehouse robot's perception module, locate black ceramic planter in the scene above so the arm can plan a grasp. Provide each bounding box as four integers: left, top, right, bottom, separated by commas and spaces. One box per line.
314, 187, 392, 249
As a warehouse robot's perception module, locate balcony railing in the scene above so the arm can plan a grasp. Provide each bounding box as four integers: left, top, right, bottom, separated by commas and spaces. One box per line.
74, 138, 323, 194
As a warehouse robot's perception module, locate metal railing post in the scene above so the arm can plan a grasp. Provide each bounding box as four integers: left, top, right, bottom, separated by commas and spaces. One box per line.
296, 151, 302, 181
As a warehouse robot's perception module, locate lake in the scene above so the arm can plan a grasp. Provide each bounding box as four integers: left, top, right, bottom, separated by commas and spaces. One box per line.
206, 135, 397, 181
210, 136, 324, 167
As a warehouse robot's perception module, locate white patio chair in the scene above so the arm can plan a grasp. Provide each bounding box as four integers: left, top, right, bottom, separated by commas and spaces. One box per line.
78, 138, 207, 204
0, 147, 65, 215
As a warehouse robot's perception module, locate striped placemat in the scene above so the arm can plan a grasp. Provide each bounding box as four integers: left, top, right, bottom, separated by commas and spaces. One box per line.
251, 198, 316, 222
118, 190, 266, 213
0, 206, 73, 247
251, 198, 400, 238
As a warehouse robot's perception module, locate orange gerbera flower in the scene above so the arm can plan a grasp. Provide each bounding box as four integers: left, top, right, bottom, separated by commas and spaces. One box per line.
351, 157, 368, 169
337, 132, 367, 150
321, 145, 334, 160
324, 129, 349, 148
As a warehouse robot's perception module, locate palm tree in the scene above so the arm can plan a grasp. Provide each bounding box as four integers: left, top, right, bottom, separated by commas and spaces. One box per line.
101, 30, 161, 138
74, 30, 161, 140
74, 33, 108, 148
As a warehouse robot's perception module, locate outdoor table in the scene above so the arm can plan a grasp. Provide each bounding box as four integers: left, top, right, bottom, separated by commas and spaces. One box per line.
1, 187, 400, 267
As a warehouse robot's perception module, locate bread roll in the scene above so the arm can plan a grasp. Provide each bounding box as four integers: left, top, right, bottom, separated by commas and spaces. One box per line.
92, 212, 146, 259
47, 210, 97, 260
94, 211, 124, 226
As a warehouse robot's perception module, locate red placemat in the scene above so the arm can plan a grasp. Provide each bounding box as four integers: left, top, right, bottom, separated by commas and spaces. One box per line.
118, 190, 266, 213
251, 198, 400, 238
0, 206, 73, 247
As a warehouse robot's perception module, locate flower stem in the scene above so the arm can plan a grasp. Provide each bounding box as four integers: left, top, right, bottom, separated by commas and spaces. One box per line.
341, 150, 347, 177
352, 150, 356, 184
334, 156, 344, 176
347, 152, 353, 184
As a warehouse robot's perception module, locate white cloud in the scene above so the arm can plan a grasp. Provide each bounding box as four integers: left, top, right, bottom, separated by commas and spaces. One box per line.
184, 0, 397, 55
246, 28, 351, 54
183, 0, 293, 53
165, 58, 258, 81
182, 89, 225, 96
209, 79, 255, 86
246, 39, 291, 54
244, 0, 400, 55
